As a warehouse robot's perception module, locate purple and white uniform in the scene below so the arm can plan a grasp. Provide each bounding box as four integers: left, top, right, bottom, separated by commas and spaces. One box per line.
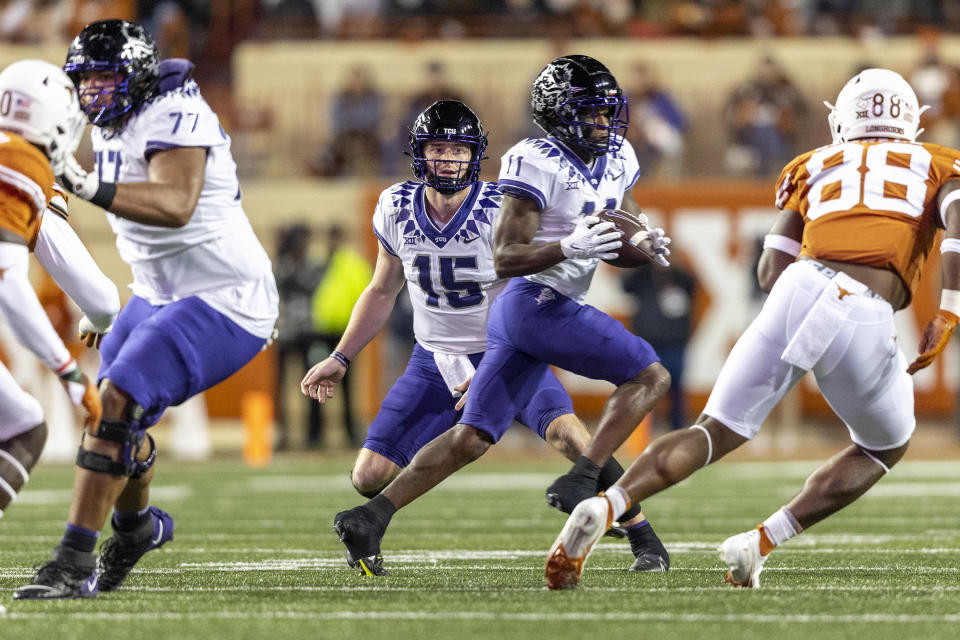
459, 136, 659, 441
93, 60, 278, 428
366, 180, 573, 466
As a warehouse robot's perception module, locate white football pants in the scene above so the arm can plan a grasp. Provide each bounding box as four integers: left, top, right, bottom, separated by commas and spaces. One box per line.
704, 260, 914, 451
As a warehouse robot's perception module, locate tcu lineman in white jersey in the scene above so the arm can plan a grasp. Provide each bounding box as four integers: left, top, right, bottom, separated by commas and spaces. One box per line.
15, 20, 278, 600
0, 60, 113, 523
326, 59, 674, 578
548, 68, 960, 590
307, 100, 618, 576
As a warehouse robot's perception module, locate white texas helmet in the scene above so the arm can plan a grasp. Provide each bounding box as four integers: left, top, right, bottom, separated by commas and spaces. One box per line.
0, 59, 86, 174
824, 68, 928, 144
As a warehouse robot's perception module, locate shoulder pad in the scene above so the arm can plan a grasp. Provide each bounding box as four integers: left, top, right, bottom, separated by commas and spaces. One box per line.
156, 59, 196, 94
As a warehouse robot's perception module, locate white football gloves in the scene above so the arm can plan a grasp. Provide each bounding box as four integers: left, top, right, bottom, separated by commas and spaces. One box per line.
78, 314, 113, 349
57, 156, 100, 200
636, 213, 672, 267
560, 215, 622, 260
57, 157, 117, 209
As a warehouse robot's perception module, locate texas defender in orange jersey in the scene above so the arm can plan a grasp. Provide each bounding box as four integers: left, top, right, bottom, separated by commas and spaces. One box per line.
0, 60, 114, 524
545, 68, 955, 591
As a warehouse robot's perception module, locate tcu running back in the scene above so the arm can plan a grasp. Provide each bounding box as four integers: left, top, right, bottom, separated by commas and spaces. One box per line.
307, 100, 639, 576
546, 68, 960, 590
15, 20, 278, 599
0, 60, 112, 524
326, 57, 673, 577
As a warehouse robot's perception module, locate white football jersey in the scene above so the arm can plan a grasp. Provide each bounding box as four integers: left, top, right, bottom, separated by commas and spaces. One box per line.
90, 76, 277, 338
373, 180, 506, 354
498, 136, 641, 302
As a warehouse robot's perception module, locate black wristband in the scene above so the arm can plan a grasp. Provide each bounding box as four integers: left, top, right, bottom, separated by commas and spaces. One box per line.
90, 182, 117, 210
330, 350, 351, 368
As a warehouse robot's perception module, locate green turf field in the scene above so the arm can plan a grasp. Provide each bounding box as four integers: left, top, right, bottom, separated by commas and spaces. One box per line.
2, 455, 960, 639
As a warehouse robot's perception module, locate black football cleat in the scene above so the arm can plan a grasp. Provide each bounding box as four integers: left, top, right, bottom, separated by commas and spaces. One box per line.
13, 546, 99, 600
97, 506, 174, 591
333, 506, 388, 576
627, 521, 670, 572
629, 553, 669, 572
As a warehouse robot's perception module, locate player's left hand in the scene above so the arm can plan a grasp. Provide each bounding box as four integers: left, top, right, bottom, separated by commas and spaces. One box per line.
908, 309, 959, 374
301, 358, 345, 403
58, 362, 102, 430
636, 213, 672, 267
78, 315, 113, 349
454, 375, 473, 411
57, 156, 100, 201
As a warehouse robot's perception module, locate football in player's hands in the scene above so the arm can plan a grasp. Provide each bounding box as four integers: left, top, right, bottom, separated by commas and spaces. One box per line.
596, 209, 657, 268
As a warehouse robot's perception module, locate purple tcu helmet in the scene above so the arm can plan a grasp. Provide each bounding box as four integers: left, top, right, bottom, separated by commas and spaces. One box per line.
409, 100, 488, 194
64, 19, 160, 126
531, 54, 628, 157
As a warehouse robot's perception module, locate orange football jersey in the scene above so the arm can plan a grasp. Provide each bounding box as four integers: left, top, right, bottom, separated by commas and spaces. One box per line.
776, 139, 960, 302
0, 131, 54, 245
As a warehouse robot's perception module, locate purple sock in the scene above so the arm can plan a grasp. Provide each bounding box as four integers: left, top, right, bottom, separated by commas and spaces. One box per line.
112, 506, 151, 532
61, 523, 100, 553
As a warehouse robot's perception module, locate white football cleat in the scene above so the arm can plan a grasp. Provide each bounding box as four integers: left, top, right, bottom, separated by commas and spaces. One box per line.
545, 495, 613, 590
718, 528, 768, 588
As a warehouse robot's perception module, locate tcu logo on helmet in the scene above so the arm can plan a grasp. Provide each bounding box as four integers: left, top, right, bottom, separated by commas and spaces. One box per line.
120, 24, 154, 62
532, 61, 574, 113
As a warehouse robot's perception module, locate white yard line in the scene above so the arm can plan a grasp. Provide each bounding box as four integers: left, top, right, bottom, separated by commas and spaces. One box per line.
15, 485, 191, 505
4, 611, 960, 623
117, 584, 960, 593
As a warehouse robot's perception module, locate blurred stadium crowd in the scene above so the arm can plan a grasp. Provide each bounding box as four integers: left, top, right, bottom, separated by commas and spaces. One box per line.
6, 2, 960, 180
4, 2, 960, 448
6, 1, 960, 44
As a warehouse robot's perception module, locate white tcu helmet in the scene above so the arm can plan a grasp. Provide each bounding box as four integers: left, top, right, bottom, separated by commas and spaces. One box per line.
825, 68, 928, 144
0, 59, 86, 174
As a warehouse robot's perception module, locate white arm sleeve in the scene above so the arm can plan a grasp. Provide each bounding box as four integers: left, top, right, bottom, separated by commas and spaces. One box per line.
34, 210, 120, 331
0, 242, 73, 372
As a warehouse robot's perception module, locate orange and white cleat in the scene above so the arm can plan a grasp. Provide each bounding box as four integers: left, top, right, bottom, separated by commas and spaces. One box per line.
718, 529, 768, 588
545, 495, 613, 590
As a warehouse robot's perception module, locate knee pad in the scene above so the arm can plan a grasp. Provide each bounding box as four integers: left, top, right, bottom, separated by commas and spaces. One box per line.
76, 414, 156, 478
0, 422, 48, 512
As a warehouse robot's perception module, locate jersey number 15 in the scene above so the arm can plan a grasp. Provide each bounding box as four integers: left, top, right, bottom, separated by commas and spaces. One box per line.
412, 255, 484, 309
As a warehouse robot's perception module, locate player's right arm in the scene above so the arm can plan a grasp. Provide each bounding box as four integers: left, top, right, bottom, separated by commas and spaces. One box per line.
301, 243, 405, 402
757, 208, 804, 292
492, 193, 566, 277
758, 155, 807, 292
60, 146, 206, 227
494, 142, 620, 277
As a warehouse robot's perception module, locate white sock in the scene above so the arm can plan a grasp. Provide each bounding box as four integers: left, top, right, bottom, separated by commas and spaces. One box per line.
604, 485, 629, 521
762, 507, 802, 547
